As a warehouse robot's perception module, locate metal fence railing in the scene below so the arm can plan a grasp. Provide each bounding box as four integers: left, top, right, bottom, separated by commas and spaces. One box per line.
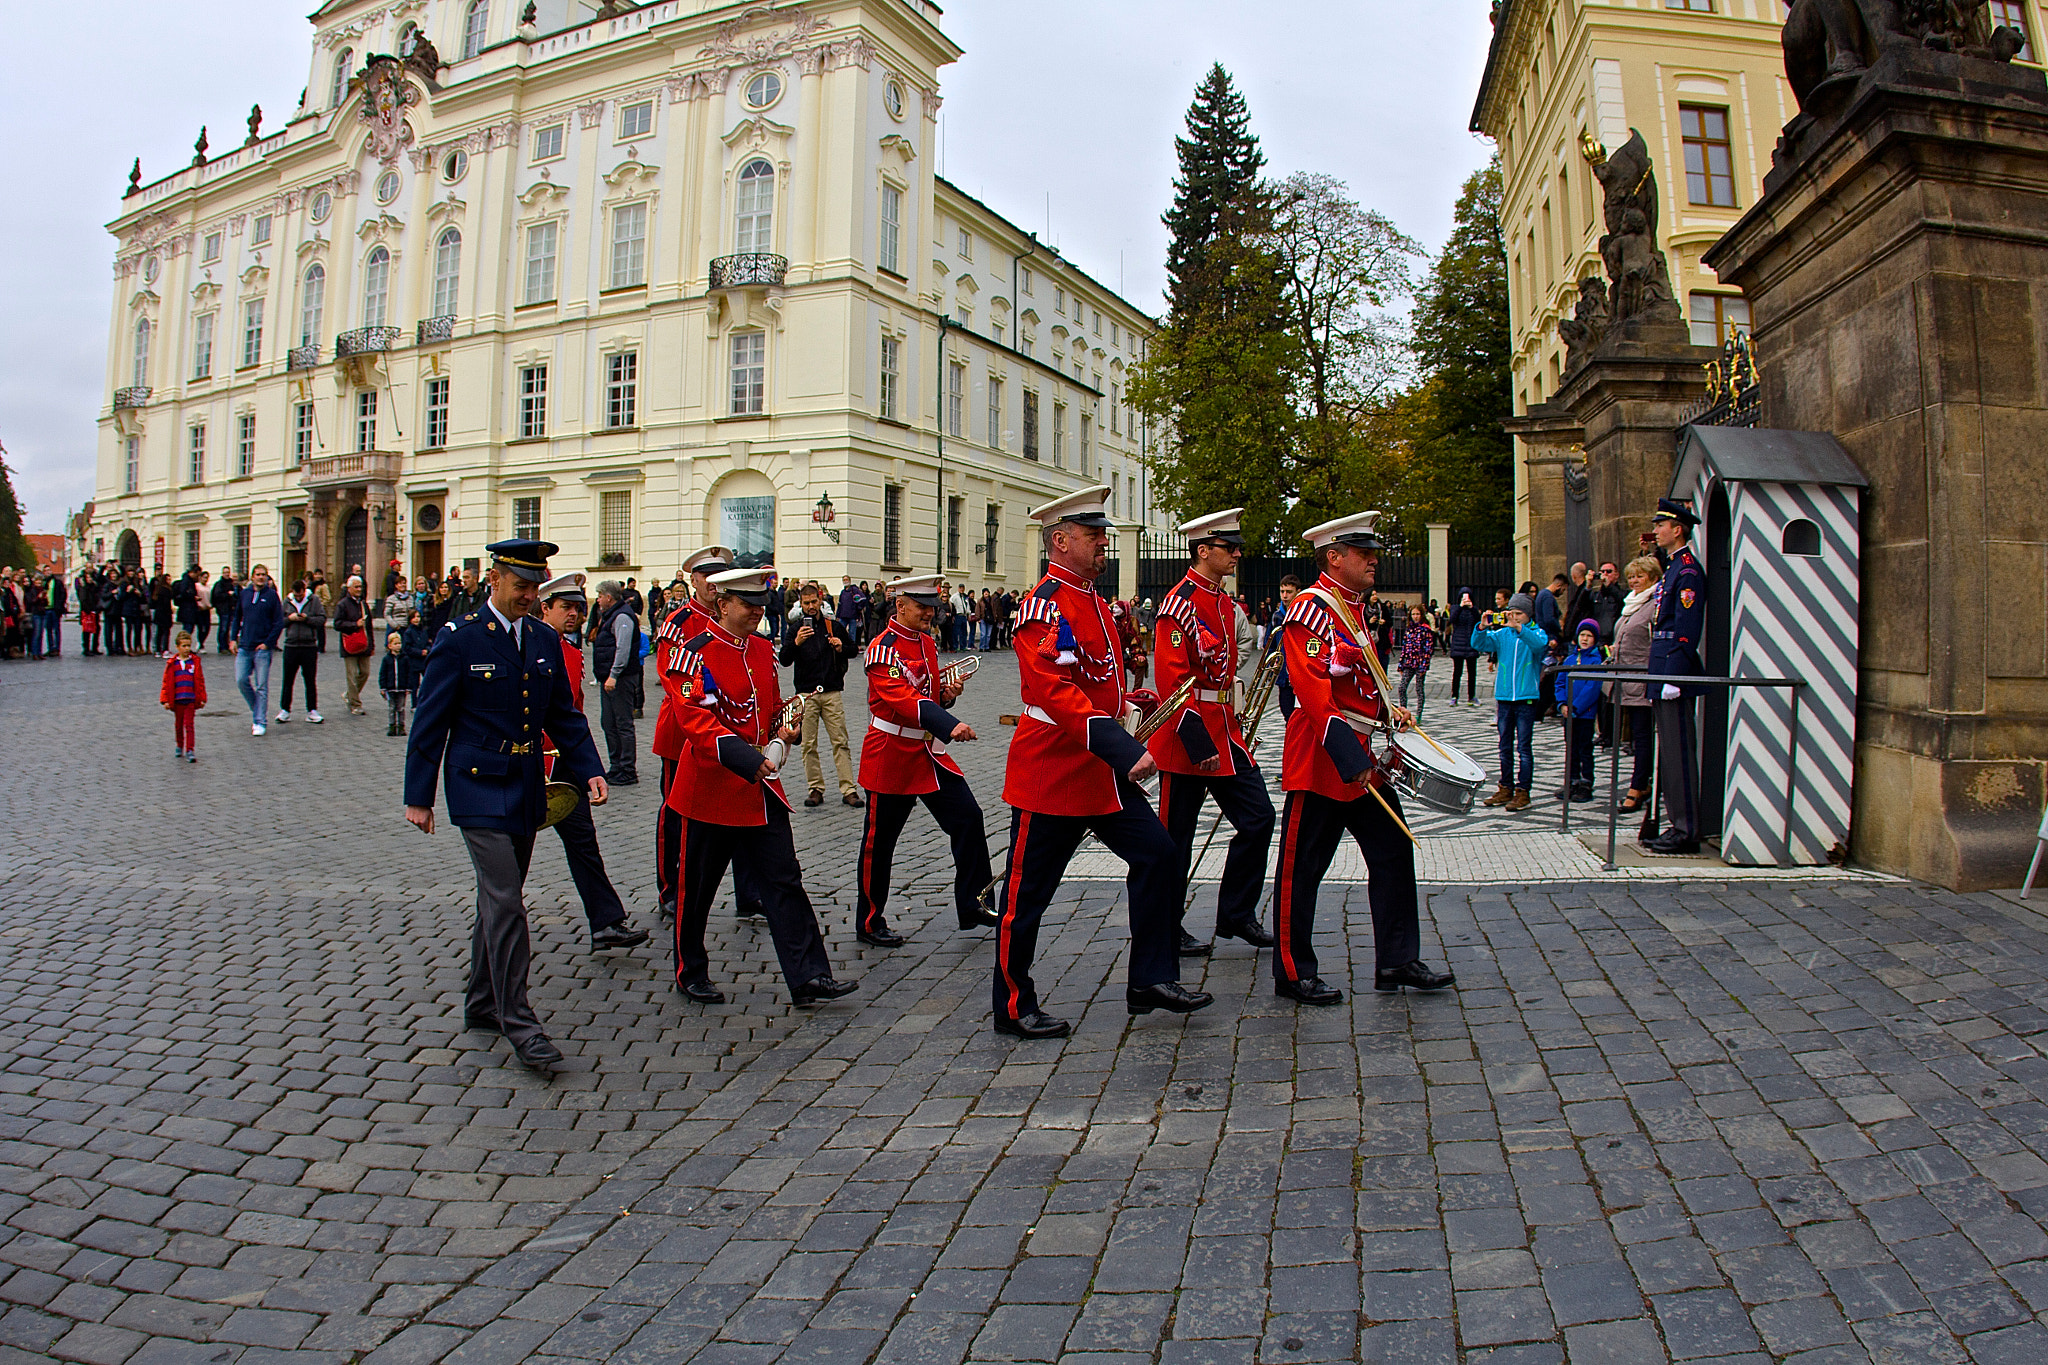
1546, 666, 1807, 870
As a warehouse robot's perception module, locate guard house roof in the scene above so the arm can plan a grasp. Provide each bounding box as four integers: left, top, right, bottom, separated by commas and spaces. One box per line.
1673, 426, 1870, 497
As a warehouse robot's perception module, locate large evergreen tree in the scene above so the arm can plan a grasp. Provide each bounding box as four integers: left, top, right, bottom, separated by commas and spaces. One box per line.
1161, 64, 1265, 324
0, 456, 32, 571
1400, 158, 1512, 553
1137, 66, 1298, 549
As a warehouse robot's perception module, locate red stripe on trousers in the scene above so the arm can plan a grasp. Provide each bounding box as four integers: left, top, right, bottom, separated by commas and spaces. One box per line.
1274, 795, 1301, 981
857, 799, 881, 929
997, 811, 1033, 1019
1157, 773, 1172, 826
671, 820, 689, 983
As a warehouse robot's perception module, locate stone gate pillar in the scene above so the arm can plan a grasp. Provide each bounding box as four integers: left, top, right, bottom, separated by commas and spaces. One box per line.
1706, 43, 2048, 890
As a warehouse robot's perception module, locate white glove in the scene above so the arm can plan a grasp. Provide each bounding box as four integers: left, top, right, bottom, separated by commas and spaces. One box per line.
1660, 684, 1680, 701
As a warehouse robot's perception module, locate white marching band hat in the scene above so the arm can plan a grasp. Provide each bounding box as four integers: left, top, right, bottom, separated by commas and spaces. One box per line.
537, 571, 587, 604
1179, 508, 1245, 546
682, 545, 735, 575
1028, 485, 1114, 529
1302, 511, 1387, 552
886, 573, 946, 605
707, 567, 776, 603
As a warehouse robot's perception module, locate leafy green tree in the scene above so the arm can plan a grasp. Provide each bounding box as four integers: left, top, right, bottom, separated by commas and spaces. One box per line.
0, 456, 32, 571
1400, 158, 1512, 554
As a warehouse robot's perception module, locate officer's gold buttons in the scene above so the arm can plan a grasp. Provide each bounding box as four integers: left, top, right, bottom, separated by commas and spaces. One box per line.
469, 767, 478, 774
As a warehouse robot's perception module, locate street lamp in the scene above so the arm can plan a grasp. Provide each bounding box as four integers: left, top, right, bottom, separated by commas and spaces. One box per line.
813, 490, 840, 545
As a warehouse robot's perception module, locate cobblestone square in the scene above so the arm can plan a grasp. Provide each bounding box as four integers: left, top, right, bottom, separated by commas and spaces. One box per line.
4, 639, 2047, 1363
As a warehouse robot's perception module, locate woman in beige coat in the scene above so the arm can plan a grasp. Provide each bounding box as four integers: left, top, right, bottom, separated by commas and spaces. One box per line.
1605, 555, 1662, 813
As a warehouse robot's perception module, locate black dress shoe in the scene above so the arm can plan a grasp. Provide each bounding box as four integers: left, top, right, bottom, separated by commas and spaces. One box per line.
994, 1012, 1072, 1039
1176, 930, 1213, 957
1216, 920, 1276, 949
1126, 982, 1215, 1016
1276, 976, 1344, 1006
1641, 834, 1701, 856
958, 904, 1001, 930
791, 976, 859, 1006
511, 1034, 563, 1070
656, 900, 676, 923
463, 1011, 501, 1032
1374, 961, 1457, 993
675, 978, 725, 1004
591, 923, 649, 951
856, 926, 906, 948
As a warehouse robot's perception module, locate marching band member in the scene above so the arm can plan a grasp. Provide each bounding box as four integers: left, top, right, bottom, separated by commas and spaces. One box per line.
1273, 513, 1456, 1006
853, 574, 998, 947
1150, 509, 1277, 955
663, 567, 857, 1008
651, 546, 764, 924
534, 573, 647, 952
403, 539, 608, 1072
991, 487, 1214, 1039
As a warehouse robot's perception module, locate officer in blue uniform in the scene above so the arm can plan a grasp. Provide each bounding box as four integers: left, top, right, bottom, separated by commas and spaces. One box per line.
1645, 498, 1706, 855
404, 539, 609, 1072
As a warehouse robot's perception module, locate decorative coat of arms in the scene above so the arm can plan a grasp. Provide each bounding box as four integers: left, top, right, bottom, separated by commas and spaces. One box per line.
357, 56, 423, 167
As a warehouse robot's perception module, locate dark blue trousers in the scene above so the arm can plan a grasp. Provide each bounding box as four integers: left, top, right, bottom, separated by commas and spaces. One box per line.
991, 778, 1181, 1023
1158, 744, 1276, 936
856, 767, 991, 934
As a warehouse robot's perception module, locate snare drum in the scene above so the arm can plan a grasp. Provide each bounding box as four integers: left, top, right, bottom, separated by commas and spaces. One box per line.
1390, 732, 1488, 815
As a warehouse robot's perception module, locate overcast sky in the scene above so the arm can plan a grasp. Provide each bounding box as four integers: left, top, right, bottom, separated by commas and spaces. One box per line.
0, 1, 1495, 535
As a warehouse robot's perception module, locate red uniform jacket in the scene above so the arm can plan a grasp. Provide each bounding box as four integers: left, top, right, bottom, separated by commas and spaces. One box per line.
859, 621, 965, 795
1280, 574, 1387, 801
651, 597, 716, 763
542, 637, 585, 780
160, 655, 207, 708
1003, 564, 1149, 818
661, 620, 789, 826
1147, 569, 1246, 776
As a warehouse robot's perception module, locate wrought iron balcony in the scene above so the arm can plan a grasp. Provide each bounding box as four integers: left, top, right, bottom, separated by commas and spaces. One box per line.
286, 344, 321, 371
709, 253, 788, 290
113, 386, 151, 410
416, 315, 456, 345
336, 326, 404, 359
300, 451, 403, 490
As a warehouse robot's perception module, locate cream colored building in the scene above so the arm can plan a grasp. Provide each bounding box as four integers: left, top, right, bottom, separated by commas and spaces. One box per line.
95, 0, 1163, 598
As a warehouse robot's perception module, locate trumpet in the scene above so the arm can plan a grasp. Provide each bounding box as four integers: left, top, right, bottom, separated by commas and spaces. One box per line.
1239, 649, 1284, 751
1131, 674, 1201, 744
762, 687, 822, 770
938, 655, 981, 691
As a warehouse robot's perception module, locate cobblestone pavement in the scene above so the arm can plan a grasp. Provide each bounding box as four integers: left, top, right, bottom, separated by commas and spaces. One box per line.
3, 633, 2046, 1364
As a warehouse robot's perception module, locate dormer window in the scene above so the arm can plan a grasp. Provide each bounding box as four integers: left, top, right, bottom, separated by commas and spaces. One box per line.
330, 49, 353, 109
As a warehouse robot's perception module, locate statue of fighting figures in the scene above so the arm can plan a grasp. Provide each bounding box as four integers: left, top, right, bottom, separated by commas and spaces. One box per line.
1784, 0, 2023, 111
1592, 130, 1682, 330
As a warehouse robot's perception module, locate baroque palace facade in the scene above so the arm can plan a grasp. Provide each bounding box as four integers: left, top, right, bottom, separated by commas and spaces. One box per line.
94, 0, 1162, 591
1471, 0, 2042, 579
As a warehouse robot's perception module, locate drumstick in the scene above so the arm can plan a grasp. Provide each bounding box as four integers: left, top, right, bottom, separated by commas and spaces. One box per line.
1408, 725, 1458, 766
1365, 778, 1418, 845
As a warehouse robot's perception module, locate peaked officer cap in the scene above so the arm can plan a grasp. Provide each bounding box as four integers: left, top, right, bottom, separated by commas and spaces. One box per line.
1028, 485, 1114, 529
1302, 512, 1385, 553
485, 538, 557, 582
707, 567, 776, 605
682, 545, 735, 575
537, 571, 587, 605
1179, 508, 1245, 547
1651, 497, 1701, 530
886, 573, 946, 606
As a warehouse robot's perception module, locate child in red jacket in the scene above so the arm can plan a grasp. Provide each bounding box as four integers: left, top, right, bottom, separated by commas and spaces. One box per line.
161, 630, 207, 761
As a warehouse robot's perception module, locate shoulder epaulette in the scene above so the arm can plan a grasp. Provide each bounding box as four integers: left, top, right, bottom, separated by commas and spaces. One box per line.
683, 631, 713, 650
1172, 580, 1196, 600
1033, 579, 1061, 601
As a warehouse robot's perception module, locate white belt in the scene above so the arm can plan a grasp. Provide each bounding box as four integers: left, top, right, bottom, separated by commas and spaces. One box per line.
1191, 689, 1227, 703
869, 716, 948, 756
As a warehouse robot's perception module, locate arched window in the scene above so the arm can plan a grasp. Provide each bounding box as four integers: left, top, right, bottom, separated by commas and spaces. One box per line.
1781, 518, 1822, 557
132, 318, 151, 388
462, 0, 489, 60
330, 49, 353, 108
397, 22, 419, 57
735, 158, 775, 253
431, 228, 462, 318
362, 247, 390, 328
299, 264, 326, 347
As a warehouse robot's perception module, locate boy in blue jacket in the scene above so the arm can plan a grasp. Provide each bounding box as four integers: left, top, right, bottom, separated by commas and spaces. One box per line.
1470, 593, 1551, 811
1555, 621, 1607, 802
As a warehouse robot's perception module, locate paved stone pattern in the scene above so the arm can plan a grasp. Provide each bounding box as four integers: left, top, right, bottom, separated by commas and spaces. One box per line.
3, 636, 2048, 1363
